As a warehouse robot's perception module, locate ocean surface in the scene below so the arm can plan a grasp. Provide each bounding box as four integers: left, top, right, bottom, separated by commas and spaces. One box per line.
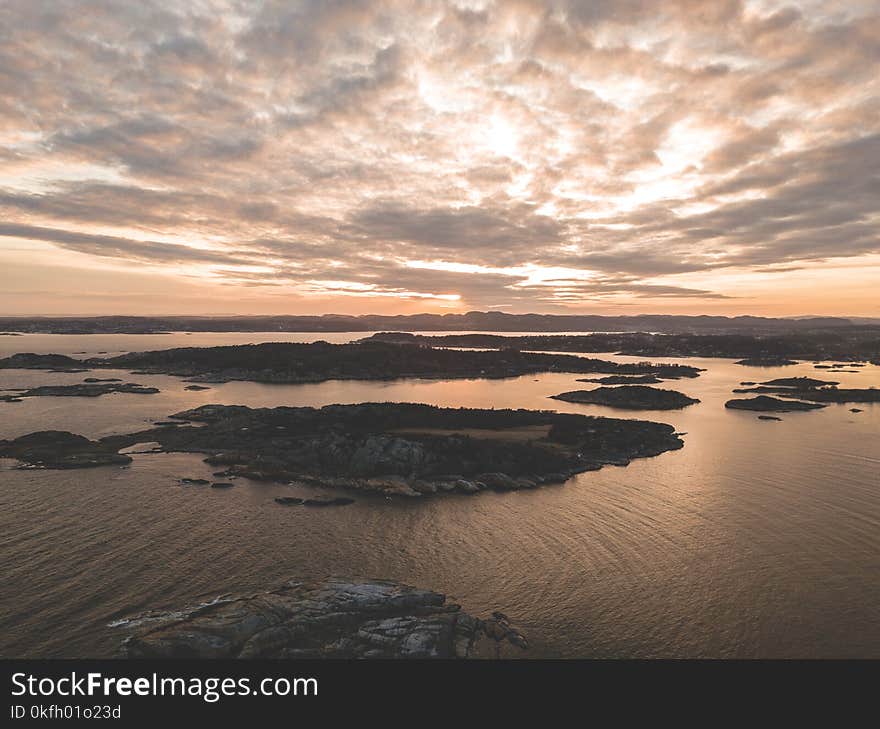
1, 331, 878, 658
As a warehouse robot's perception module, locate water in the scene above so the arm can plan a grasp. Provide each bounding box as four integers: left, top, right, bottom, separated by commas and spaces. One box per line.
1, 332, 878, 658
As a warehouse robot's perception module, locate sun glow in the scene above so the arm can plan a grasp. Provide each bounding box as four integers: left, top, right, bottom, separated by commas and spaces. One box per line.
485, 114, 519, 159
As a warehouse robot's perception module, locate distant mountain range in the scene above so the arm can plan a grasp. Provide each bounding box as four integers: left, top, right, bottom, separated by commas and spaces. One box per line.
1, 312, 878, 335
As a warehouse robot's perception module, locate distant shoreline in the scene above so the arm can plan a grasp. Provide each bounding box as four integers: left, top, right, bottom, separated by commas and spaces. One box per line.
1, 311, 877, 336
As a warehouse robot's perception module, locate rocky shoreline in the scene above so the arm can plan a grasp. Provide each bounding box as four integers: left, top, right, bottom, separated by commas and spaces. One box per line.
117, 577, 528, 659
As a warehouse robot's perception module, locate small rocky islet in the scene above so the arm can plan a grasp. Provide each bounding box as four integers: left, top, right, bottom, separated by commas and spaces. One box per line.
550, 385, 700, 410
118, 577, 527, 659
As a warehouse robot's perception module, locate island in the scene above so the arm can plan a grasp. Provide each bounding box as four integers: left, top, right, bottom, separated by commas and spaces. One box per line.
734, 357, 799, 367
2, 403, 685, 499
783, 388, 880, 404
0, 382, 159, 401
0, 353, 87, 370
577, 374, 664, 384
0, 341, 702, 383
550, 385, 700, 410
730, 376, 880, 404
0, 431, 133, 468
760, 377, 838, 388
724, 396, 826, 412
117, 577, 527, 658
363, 330, 880, 364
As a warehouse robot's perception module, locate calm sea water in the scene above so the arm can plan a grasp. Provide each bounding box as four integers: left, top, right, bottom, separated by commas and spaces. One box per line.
1, 332, 878, 658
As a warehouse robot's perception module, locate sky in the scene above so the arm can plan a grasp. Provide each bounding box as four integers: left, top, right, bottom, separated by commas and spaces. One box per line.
1, 0, 878, 317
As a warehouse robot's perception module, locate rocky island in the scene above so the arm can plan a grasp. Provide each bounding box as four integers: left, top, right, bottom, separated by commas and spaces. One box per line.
118, 577, 527, 658
0, 431, 133, 468
734, 356, 799, 367
731, 376, 880, 404
0, 341, 702, 383
0, 353, 86, 370
724, 396, 826, 412
550, 385, 700, 410
363, 330, 880, 364
3, 403, 684, 499
0, 382, 159, 402
577, 374, 664, 384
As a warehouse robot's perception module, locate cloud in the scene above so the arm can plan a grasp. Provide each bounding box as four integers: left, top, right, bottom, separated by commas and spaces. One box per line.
0, 0, 878, 312
0, 222, 257, 267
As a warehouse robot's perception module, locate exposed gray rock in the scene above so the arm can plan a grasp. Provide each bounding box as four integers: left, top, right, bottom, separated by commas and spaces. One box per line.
118, 577, 527, 659
275, 496, 354, 506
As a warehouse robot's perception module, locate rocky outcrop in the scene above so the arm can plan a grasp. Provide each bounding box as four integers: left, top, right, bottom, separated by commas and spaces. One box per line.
724, 396, 825, 412
275, 496, 354, 506
550, 385, 700, 410
118, 577, 527, 659
0, 431, 132, 468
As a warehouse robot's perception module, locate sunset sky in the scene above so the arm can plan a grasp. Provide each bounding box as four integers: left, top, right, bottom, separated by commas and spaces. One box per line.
1, 0, 878, 316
